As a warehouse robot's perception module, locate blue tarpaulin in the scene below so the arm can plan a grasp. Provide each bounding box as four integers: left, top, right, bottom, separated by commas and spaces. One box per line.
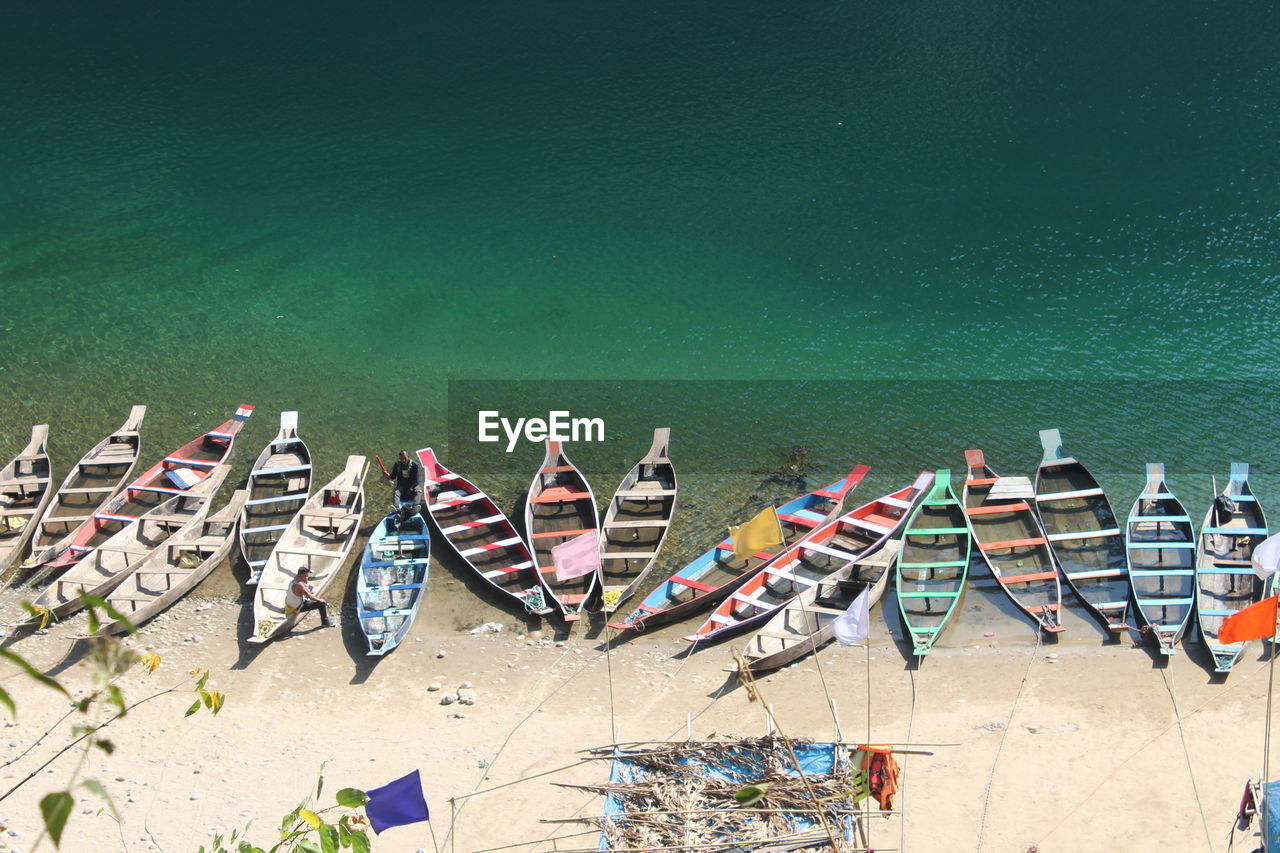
598, 742, 852, 851
1265, 780, 1280, 851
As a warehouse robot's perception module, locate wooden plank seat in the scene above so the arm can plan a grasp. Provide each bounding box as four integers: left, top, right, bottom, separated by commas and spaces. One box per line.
57, 486, 117, 495
997, 570, 1058, 585
482, 561, 535, 579
460, 536, 523, 556
613, 488, 676, 499
900, 560, 968, 569
979, 536, 1047, 551
0, 477, 49, 493
1128, 542, 1194, 549
1065, 568, 1125, 580
277, 546, 342, 559
800, 541, 859, 562
529, 490, 592, 503
1036, 487, 1104, 502
529, 527, 596, 539
669, 576, 717, 592
251, 463, 311, 477
1130, 568, 1195, 576
242, 523, 290, 536
1203, 526, 1269, 536
605, 519, 671, 529
602, 550, 658, 560
41, 514, 94, 525
966, 502, 1030, 516
165, 456, 217, 468
440, 514, 505, 535
540, 465, 575, 473
879, 495, 915, 510
906, 526, 968, 536
245, 492, 309, 507
1131, 514, 1192, 524
966, 477, 999, 486
430, 493, 486, 510
1047, 528, 1122, 542
778, 512, 823, 527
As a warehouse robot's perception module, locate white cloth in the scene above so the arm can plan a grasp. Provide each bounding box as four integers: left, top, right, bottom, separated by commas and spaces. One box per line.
832, 588, 871, 646
1252, 532, 1280, 581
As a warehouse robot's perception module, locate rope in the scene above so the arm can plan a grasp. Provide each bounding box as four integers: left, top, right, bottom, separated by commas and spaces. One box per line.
1160, 666, 1214, 852
900, 661, 922, 853
604, 625, 618, 745
974, 629, 1042, 852
1035, 655, 1267, 847
523, 588, 546, 614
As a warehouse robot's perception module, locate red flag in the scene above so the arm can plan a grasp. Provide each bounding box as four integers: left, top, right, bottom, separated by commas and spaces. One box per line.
1219, 595, 1279, 645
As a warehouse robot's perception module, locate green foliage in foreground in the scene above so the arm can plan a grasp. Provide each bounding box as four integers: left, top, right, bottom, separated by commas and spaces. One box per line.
198, 771, 372, 853
1, 594, 373, 851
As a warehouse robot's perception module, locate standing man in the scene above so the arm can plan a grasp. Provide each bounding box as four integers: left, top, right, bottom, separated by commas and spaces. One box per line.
384, 450, 422, 510
286, 567, 335, 628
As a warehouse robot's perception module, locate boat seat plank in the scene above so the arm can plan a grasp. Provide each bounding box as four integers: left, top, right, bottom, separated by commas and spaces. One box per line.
56, 486, 117, 495
251, 464, 311, 476
800, 541, 859, 562
979, 536, 1047, 551
601, 550, 658, 559
1036, 487, 1105, 501
605, 519, 671, 529
540, 465, 575, 473
1128, 542, 1194, 549
440, 514, 505, 535
997, 570, 1057, 585
1132, 515, 1192, 524
848, 517, 891, 535
1066, 568, 1125, 580
276, 547, 342, 559
614, 488, 676, 499
1047, 528, 1122, 542
430, 493, 487, 510
967, 502, 1030, 516
967, 477, 999, 486
1137, 596, 1195, 606
242, 523, 290, 535
529, 491, 592, 503
1130, 569, 1195, 576
879, 495, 914, 509
244, 492, 309, 506
906, 527, 968, 536
165, 456, 217, 468
1202, 527, 1268, 536
459, 536, 524, 556
764, 568, 818, 586
900, 559, 967, 569
1198, 567, 1256, 575
670, 576, 717, 593
529, 527, 596, 540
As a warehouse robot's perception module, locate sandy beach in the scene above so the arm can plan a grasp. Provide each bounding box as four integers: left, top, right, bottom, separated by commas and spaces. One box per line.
0, 576, 1272, 853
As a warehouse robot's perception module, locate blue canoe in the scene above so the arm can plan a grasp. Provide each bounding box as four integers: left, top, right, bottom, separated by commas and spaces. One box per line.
356, 510, 431, 656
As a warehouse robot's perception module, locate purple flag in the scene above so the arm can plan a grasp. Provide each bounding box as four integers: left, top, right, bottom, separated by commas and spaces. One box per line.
365, 769, 429, 834
550, 530, 600, 581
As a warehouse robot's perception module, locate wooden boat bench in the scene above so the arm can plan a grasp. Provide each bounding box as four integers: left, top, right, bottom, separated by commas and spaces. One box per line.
301, 509, 358, 537
0, 476, 49, 497
602, 550, 658, 561
605, 519, 671, 529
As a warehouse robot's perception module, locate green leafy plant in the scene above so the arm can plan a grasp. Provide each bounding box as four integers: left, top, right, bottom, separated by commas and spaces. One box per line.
0, 593, 224, 848
197, 768, 372, 853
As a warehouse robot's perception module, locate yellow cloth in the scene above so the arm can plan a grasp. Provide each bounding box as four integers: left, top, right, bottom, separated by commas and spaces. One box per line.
729, 506, 784, 563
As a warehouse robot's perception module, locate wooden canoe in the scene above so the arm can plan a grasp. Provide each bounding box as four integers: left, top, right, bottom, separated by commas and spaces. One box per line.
1126, 463, 1196, 656
685, 472, 930, 644
607, 467, 873, 634
23, 406, 146, 573
356, 510, 431, 655
97, 489, 247, 635
0, 425, 55, 578
742, 540, 903, 672
33, 405, 253, 583
31, 465, 231, 622
239, 411, 313, 584
1196, 463, 1268, 674
524, 440, 600, 620
417, 448, 557, 617
1033, 428, 1130, 633
962, 449, 1063, 633
896, 468, 972, 656
251, 455, 367, 643
598, 428, 677, 613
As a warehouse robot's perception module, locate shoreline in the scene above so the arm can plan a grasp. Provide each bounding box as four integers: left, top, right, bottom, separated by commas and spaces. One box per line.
0, 585, 1271, 853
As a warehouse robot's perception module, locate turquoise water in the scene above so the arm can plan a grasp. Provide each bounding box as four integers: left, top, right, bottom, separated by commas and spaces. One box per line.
2, 2, 1278, 629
